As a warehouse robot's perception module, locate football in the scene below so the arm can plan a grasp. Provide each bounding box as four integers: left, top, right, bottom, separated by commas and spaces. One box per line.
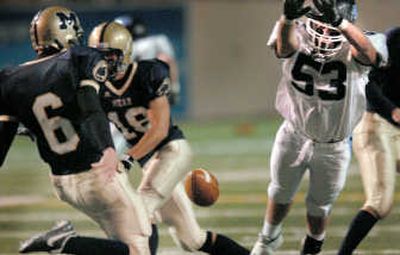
184, 168, 220, 207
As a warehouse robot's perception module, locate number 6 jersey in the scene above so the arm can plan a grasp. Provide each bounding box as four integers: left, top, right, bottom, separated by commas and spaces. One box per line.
0, 46, 113, 174
271, 23, 388, 142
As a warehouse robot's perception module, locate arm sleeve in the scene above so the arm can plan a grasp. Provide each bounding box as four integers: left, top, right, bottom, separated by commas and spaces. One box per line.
76, 85, 114, 151
0, 121, 18, 167
365, 68, 397, 122
146, 60, 171, 101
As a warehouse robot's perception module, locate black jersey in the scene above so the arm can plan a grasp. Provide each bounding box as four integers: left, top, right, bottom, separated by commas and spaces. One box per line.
366, 64, 400, 126
99, 59, 184, 165
0, 46, 113, 174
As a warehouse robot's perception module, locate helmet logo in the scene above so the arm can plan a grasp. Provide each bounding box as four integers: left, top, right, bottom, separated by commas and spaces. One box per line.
56, 12, 79, 31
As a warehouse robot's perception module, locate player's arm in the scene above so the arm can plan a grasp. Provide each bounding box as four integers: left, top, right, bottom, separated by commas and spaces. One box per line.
76, 82, 114, 152
73, 47, 115, 152
365, 68, 399, 124
126, 95, 170, 160
0, 116, 18, 167
342, 24, 381, 66
273, 0, 311, 58
313, 0, 382, 66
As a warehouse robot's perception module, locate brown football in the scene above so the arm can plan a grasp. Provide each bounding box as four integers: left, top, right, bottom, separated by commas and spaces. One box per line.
184, 168, 220, 207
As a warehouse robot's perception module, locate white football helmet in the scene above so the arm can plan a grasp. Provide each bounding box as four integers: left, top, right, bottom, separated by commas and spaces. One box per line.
304, 0, 358, 61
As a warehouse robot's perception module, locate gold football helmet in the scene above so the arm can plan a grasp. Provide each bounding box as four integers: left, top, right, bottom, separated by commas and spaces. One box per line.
88, 22, 133, 71
30, 6, 83, 53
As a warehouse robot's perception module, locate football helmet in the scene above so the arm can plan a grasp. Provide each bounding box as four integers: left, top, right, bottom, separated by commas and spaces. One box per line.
305, 0, 358, 61
30, 6, 83, 54
88, 22, 133, 76
114, 15, 147, 40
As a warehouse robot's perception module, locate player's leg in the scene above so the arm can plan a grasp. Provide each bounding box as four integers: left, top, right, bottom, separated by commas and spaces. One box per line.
304, 139, 351, 254
19, 220, 131, 255
52, 153, 152, 255
138, 139, 193, 214
138, 139, 192, 252
157, 183, 250, 255
251, 121, 308, 255
338, 113, 396, 255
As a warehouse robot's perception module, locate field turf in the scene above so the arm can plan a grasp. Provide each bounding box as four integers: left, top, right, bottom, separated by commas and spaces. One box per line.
0, 118, 399, 254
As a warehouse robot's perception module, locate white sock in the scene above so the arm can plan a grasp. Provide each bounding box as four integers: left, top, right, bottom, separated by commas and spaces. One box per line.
261, 221, 281, 238
309, 231, 325, 241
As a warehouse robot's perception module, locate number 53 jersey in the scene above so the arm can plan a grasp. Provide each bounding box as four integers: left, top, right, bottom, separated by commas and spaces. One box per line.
275, 32, 388, 143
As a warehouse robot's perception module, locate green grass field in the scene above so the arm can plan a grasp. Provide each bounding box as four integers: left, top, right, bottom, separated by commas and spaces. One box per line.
0, 118, 399, 254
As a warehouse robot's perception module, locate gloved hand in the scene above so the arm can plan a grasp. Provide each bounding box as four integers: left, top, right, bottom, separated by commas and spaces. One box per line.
121, 154, 135, 171
283, 0, 311, 20
17, 124, 35, 141
313, 0, 343, 27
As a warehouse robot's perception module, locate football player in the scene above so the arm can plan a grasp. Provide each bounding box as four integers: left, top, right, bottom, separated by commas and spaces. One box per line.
249, 0, 388, 254
338, 27, 400, 255
0, 6, 151, 255
88, 22, 250, 255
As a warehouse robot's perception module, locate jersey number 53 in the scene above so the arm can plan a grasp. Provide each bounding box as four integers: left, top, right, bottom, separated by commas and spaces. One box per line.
291, 53, 347, 101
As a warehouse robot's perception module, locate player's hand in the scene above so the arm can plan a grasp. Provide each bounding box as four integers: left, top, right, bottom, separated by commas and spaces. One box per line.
392, 108, 400, 124
121, 154, 135, 171
17, 125, 35, 141
313, 0, 343, 27
283, 0, 311, 20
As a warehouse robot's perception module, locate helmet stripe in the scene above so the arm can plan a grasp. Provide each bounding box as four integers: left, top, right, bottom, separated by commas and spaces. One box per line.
99, 22, 111, 44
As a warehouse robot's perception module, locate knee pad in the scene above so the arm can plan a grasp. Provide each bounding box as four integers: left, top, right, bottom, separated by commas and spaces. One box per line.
306, 198, 331, 217
168, 226, 207, 252
268, 182, 294, 204
364, 200, 393, 219
126, 235, 150, 255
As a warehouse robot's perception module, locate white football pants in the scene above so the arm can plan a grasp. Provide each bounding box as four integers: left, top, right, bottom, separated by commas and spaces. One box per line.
268, 121, 351, 217
51, 148, 151, 255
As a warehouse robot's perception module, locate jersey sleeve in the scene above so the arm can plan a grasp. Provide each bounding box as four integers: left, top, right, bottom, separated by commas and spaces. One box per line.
0, 99, 18, 167
70, 46, 108, 93
366, 68, 397, 122
141, 60, 171, 101
366, 32, 389, 68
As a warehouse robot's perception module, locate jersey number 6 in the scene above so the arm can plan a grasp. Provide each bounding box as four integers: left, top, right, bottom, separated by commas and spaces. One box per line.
33, 93, 79, 155
291, 53, 347, 101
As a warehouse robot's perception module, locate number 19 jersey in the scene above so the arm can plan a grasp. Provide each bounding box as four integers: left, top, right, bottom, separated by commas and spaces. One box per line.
274, 25, 387, 142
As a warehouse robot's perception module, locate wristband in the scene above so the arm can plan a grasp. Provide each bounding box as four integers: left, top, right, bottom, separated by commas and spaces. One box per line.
337, 19, 350, 30
280, 15, 294, 25
122, 154, 135, 170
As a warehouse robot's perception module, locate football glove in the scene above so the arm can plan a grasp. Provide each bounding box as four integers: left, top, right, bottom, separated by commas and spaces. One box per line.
313, 0, 343, 27
283, 0, 311, 20
121, 154, 135, 171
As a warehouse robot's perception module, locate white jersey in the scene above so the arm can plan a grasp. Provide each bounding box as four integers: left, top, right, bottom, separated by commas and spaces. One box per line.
132, 34, 175, 61
271, 23, 387, 142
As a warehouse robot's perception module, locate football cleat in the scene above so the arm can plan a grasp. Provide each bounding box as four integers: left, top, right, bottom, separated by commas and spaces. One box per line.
19, 220, 76, 254
300, 235, 324, 255
250, 232, 283, 255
